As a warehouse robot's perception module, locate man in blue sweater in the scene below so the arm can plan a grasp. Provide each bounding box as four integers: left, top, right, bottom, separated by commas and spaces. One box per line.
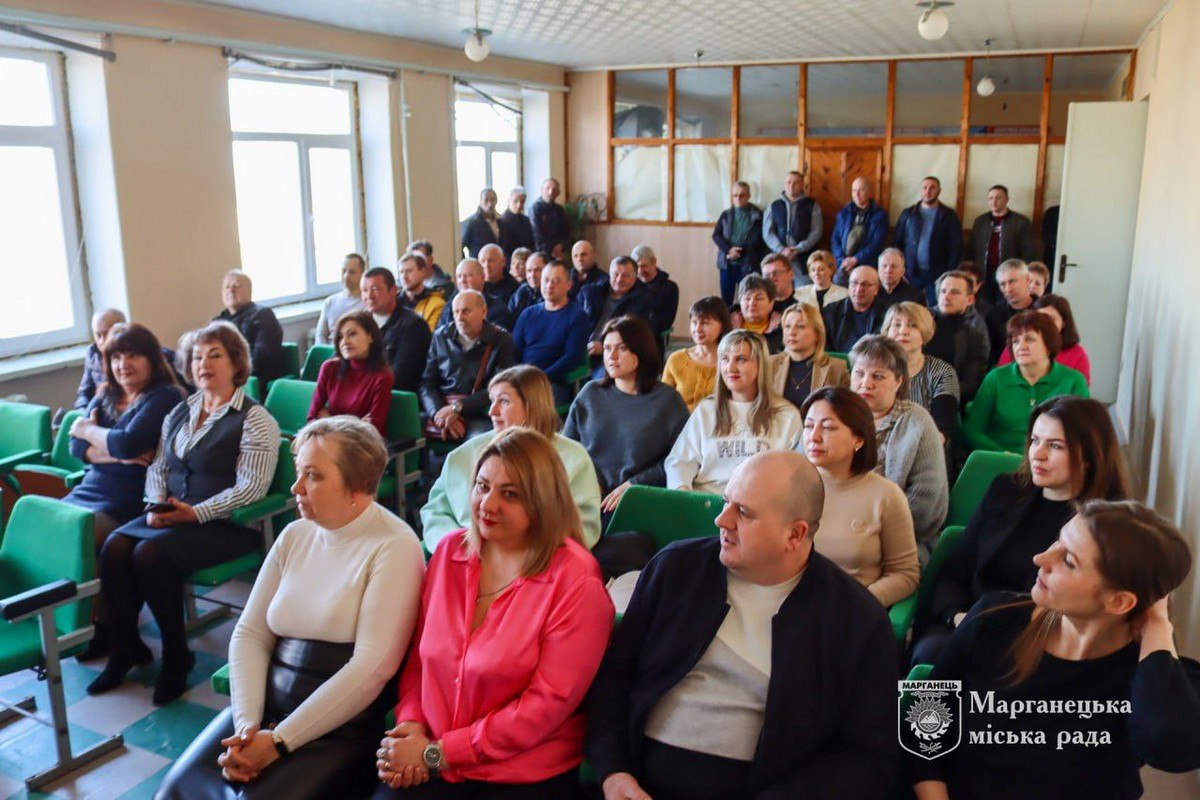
512, 260, 589, 405
587, 451, 897, 800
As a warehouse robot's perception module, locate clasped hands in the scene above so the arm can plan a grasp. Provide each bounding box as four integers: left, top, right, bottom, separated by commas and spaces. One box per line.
376, 721, 433, 790
217, 725, 280, 783
432, 405, 466, 440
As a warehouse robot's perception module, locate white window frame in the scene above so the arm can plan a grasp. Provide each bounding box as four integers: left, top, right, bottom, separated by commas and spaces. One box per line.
454, 95, 523, 205
0, 46, 88, 358
229, 72, 366, 306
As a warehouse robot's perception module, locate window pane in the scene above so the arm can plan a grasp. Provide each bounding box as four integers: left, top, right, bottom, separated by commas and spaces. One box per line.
613, 70, 668, 138
674, 67, 731, 139
309, 148, 357, 287
0, 57, 54, 126
613, 146, 666, 221
964, 144, 1038, 222
674, 145, 729, 223
228, 78, 351, 135
737, 145, 799, 207
0, 147, 74, 338
895, 60, 963, 136
1049, 53, 1131, 136
739, 66, 798, 138
454, 100, 519, 143
970, 57, 1044, 136
807, 63, 887, 137
456, 145, 487, 221
232, 140, 306, 301
491, 150, 519, 199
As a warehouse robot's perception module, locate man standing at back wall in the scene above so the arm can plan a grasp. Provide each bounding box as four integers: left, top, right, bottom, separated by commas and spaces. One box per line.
763, 170, 823, 287
529, 177, 570, 260
892, 176, 962, 305
967, 184, 1037, 305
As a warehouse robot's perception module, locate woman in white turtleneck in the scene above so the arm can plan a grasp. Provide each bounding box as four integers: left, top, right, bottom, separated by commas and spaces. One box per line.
665, 330, 802, 497
158, 416, 425, 800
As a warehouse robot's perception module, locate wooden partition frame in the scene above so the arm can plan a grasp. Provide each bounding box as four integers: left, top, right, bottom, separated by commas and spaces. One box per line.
604, 50, 1134, 228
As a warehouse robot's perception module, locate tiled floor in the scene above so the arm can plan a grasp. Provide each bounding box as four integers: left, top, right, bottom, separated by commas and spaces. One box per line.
0, 580, 249, 800
1, 574, 1197, 799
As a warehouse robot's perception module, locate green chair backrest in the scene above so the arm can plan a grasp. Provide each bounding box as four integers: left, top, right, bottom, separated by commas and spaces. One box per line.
915, 525, 965, 624
386, 391, 422, 473
946, 450, 1024, 528
301, 345, 334, 382
244, 376, 261, 402
50, 410, 87, 473
826, 351, 849, 365
606, 485, 723, 552
263, 379, 318, 437
0, 496, 95, 633
907, 663, 933, 681
0, 401, 52, 459
270, 439, 297, 495
281, 342, 301, 378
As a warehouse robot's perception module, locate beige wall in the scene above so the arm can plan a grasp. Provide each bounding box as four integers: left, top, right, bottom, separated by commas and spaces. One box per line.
566, 71, 608, 200
1120, 0, 1200, 654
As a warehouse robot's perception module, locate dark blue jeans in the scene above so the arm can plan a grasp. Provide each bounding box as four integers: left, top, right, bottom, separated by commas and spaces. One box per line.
719, 263, 749, 306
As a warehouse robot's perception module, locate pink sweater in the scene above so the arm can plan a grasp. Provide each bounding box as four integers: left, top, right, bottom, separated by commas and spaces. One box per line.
395, 531, 613, 783
997, 343, 1091, 385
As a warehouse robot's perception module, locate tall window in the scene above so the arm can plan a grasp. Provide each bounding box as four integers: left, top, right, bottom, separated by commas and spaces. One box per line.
228, 75, 364, 304
0, 48, 86, 357
454, 95, 520, 222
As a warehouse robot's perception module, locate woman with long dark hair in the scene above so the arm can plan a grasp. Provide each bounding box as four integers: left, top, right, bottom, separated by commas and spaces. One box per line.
913, 396, 1131, 665
308, 310, 392, 438
911, 501, 1200, 799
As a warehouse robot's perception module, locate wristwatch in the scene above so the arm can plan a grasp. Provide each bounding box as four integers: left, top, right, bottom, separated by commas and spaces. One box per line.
422, 741, 445, 774
451, 400, 463, 416
271, 730, 289, 758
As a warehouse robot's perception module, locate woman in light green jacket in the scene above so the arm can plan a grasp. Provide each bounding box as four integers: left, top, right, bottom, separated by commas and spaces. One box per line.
420, 365, 602, 553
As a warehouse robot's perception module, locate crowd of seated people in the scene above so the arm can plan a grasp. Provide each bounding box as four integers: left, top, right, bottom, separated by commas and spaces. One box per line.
31, 170, 1200, 800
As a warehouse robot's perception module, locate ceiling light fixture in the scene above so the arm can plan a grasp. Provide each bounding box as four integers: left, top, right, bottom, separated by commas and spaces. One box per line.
976, 38, 996, 96
916, 0, 954, 41
462, 0, 491, 62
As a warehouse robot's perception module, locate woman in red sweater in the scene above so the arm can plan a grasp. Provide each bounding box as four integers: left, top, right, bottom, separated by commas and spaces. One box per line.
372, 427, 614, 798
308, 310, 392, 438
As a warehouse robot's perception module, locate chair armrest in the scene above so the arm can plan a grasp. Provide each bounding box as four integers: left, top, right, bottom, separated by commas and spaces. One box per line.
211, 663, 231, 696
65, 470, 86, 488
387, 437, 424, 457
0, 450, 48, 474
562, 364, 590, 385
889, 593, 918, 642
0, 579, 77, 621
229, 493, 294, 527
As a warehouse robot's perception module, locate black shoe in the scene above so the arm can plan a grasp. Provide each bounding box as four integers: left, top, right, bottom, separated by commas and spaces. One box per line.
87, 655, 137, 695
76, 624, 112, 662
152, 650, 196, 706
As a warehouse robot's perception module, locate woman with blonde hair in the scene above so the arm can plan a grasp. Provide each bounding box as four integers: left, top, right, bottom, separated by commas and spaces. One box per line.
421, 365, 601, 552
158, 417, 425, 799
795, 250, 849, 309
770, 302, 850, 409
665, 330, 802, 496
882, 301, 960, 439
374, 427, 614, 797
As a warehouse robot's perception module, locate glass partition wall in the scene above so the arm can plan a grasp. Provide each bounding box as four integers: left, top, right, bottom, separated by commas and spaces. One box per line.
606, 52, 1133, 228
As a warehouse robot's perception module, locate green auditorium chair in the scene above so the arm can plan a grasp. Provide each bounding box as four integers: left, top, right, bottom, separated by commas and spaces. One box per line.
605, 485, 723, 552
280, 342, 301, 380
263, 378, 318, 438
889, 525, 966, 644
376, 391, 425, 521
0, 496, 123, 790
301, 344, 334, 381
946, 450, 1023, 528
11, 409, 86, 499
244, 376, 261, 402
0, 401, 53, 531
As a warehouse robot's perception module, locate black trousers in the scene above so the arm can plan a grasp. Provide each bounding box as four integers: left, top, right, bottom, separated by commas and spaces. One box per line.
156, 639, 387, 800
638, 739, 751, 800
370, 769, 580, 800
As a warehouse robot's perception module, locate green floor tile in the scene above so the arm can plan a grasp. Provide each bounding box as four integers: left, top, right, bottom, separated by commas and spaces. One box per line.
0, 660, 101, 712
120, 764, 172, 800
121, 701, 218, 759
0, 719, 106, 784
3, 788, 57, 800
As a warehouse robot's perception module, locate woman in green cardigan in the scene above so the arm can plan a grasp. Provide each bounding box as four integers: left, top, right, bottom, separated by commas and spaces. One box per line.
419, 365, 602, 553
961, 311, 1088, 453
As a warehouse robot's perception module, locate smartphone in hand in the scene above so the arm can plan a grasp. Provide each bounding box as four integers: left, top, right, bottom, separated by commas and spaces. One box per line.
144, 499, 174, 514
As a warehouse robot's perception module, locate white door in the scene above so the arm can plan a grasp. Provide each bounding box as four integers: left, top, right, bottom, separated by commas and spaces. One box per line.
1054, 101, 1148, 403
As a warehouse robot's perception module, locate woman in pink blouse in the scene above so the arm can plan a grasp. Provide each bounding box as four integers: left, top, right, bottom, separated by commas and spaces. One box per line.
997, 294, 1091, 385
372, 427, 614, 798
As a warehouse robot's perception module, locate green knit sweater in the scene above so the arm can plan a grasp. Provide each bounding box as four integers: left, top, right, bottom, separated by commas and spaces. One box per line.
961, 362, 1089, 453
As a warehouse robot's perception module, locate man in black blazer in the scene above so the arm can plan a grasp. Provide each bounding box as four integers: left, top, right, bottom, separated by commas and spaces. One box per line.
587, 451, 897, 800
360, 267, 430, 392
822, 265, 886, 353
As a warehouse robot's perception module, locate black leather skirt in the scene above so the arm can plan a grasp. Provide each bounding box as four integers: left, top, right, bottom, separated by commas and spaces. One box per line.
155, 637, 391, 800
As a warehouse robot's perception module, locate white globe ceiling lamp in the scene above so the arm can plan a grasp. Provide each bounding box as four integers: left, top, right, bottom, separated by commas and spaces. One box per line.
463, 0, 491, 62
916, 1, 954, 41
976, 76, 996, 96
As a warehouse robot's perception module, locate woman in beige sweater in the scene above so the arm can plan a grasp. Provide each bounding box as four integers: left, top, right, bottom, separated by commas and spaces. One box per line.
799, 386, 919, 607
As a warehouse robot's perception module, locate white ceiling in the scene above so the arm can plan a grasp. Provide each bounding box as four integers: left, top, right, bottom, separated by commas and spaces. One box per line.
190, 0, 1165, 70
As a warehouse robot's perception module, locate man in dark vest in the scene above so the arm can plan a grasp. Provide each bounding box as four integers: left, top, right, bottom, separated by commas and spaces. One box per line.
763, 170, 823, 287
